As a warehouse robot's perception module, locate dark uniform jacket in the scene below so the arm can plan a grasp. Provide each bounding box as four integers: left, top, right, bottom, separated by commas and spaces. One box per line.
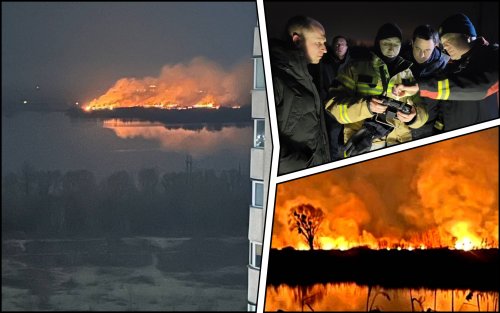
419, 37, 499, 131
270, 39, 330, 175
402, 46, 450, 139
308, 46, 350, 161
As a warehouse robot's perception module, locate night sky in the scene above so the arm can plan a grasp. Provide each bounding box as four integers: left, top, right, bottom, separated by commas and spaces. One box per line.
264, 1, 498, 45
2, 2, 257, 107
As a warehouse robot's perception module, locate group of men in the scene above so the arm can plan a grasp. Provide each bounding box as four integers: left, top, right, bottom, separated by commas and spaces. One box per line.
271, 13, 499, 175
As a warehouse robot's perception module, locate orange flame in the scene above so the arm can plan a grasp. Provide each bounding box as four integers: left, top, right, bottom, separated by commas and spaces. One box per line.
272, 129, 499, 251
83, 57, 251, 111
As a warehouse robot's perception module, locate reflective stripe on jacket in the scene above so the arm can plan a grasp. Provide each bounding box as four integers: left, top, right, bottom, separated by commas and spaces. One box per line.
326, 51, 428, 147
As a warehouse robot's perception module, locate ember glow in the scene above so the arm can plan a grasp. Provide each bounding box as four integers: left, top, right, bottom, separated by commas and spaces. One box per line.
272, 129, 499, 251
83, 57, 251, 111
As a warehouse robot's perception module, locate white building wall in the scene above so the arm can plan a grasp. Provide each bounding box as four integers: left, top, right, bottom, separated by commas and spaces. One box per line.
248, 24, 271, 311
251, 89, 267, 118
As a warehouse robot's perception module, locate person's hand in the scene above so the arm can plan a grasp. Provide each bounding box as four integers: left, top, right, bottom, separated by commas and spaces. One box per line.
397, 105, 417, 122
392, 83, 419, 97
368, 97, 387, 114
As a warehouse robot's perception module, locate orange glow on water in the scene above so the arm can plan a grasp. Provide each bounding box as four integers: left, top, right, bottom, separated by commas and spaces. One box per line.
102, 119, 251, 157
265, 283, 499, 311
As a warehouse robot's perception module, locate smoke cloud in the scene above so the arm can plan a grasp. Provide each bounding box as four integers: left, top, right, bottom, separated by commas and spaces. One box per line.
272, 128, 499, 250
86, 57, 252, 110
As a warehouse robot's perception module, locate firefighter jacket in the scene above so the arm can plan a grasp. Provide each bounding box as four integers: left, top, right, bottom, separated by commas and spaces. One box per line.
325, 50, 428, 148
270, 39, 331, 175
402, 46, 450, 139
418, 37, 499, 131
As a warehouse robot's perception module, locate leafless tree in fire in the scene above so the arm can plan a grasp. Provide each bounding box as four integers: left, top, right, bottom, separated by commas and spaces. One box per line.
288, 203, 325, 250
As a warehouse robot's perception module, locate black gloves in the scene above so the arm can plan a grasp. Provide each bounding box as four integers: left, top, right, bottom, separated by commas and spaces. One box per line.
345, 128, 374, 157
344, 119, 393, 157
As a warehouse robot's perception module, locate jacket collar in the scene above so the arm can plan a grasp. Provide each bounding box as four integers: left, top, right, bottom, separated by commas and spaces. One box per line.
371, 51, 412, 74
269, 38, 311, 81
411, 47, 450, 78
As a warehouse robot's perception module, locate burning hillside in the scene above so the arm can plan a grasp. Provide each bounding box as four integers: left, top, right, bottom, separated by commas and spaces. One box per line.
272, 128, 499, 252
82, 57, 251, 111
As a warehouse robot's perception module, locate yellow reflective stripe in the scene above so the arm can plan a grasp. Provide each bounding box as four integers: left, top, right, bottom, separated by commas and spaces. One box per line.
344, 150, 348, 158
442, 79, 450, 100
337, 104, 352, 124
342, 104, 352, 123
388, 82, 395, 92
337, 74, 355, 90
358, 87, 384, 93
358, 90, 383, 96
338, 105, 346, 123
358, 86, 384, 91
437, 80, 443, 100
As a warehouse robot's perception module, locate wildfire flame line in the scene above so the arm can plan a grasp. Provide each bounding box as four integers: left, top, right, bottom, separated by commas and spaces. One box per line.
82, 57, 251, 112
272, 129, 499, 252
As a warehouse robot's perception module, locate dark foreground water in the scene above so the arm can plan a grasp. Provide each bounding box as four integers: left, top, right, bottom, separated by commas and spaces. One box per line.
1, 111, 252, 177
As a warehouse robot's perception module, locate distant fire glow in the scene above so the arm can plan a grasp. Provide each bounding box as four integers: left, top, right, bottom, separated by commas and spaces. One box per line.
272, 129, 499, 252
83, 57, 251, 111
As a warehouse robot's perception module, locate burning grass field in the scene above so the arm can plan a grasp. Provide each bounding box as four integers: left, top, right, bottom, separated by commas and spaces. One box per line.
66, 105, 251, 125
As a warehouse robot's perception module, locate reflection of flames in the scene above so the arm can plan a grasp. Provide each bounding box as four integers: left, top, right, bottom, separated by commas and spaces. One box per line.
83, 57, 251, 111
266, 283, 499, 311
273, 129, 499, 252
102, 119, 251, 157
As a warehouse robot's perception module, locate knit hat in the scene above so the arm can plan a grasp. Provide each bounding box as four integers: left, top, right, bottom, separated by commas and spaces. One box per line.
439, 13, 477, 37
375, 23, 403, 43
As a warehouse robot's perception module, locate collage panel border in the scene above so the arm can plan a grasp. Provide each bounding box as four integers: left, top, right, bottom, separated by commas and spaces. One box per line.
255, 0, 499, 311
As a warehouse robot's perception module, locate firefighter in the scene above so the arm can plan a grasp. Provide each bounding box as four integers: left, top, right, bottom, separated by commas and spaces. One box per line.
270, 15, 331, 175
326, 23, 428, 157
395, 13, 499, 131
401, 24, 450, 139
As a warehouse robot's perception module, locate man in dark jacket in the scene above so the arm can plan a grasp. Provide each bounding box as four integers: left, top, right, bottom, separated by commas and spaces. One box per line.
402, 24, 450, 139
270, 16, 331, 175
396, 13, 498, 131
307, 36, 350, 161
322, 36, 350, 161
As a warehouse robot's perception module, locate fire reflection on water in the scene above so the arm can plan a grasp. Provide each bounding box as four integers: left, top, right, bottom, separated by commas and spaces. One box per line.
102, 119, 251, 157
265, 283, 499, 312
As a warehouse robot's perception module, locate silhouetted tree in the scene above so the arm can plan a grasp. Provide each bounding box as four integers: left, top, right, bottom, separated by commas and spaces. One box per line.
138, 168, 159, 196
100, 170, 138, 236
19, 162, 36, 195
288, 203, 325, 250
61, 170, 97, 236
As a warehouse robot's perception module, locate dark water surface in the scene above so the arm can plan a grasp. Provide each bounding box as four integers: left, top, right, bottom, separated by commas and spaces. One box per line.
2, 111, 251, 177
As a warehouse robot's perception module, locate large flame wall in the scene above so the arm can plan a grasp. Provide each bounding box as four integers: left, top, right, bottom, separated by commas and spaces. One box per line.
84, 57, 252, 110
272, 128, 499, 251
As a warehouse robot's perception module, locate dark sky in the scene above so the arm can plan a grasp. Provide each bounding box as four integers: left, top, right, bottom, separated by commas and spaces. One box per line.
264, 1, 498, 45
2, 2, 257, 106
